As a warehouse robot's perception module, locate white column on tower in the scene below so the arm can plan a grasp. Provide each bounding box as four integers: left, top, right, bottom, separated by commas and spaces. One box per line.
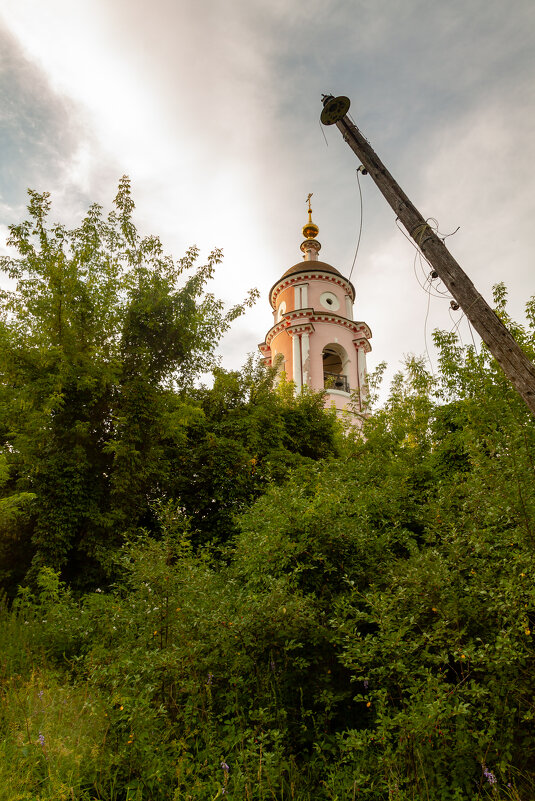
301, 331, 310, 386
292, 332, 302, 390
353, 341, 369, 410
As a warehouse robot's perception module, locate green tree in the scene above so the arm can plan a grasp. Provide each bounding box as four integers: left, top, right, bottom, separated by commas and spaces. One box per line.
172, 359, 341, 544
0, 178, 256, 591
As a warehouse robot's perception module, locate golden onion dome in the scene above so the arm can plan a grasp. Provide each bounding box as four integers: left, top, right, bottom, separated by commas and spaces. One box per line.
302, 220, 319, 239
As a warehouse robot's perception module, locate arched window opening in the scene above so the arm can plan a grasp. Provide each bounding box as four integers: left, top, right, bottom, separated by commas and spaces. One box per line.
322, 344, 349, 392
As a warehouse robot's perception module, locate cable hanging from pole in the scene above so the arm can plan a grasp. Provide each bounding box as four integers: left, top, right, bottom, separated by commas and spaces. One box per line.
348, 167, 364, 283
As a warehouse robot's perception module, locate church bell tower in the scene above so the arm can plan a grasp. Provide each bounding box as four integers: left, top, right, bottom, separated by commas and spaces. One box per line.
259, 196, 372, 421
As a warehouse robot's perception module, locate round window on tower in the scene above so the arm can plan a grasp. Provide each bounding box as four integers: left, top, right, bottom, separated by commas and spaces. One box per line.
320, 291, 340, 311
277, 301, 287, 321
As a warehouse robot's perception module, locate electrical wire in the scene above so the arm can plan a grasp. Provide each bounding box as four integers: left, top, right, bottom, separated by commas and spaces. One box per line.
467, 319, 479, 355
395, 216, 466, 374
398, 219, 452, 299
319, 119, 329, 147
424, 281, 435, 376
398, 217, 487, 400
348, 168, 364, 282
448, 307, 466, 346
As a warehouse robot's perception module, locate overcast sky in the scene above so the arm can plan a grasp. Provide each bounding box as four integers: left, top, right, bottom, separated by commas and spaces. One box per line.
1, 0, 535, 395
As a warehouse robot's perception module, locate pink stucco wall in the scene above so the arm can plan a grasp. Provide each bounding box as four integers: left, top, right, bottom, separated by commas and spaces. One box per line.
270, 329, 293, 380
307, 280, 349, 315
275, 285, 295, 316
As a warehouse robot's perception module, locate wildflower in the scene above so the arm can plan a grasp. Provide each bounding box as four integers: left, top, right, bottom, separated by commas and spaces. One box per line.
38, 690, 44, 699
366, 701, 371, 708
38, 732, 45, 747
363, 679, 369, 690
221, 761, 230, 772
525, 628, 531, 635
206, 673, 213, 685
483, 767, 497, 785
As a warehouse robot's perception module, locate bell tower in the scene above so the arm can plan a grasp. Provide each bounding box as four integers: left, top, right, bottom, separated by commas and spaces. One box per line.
259, 196, 372, 421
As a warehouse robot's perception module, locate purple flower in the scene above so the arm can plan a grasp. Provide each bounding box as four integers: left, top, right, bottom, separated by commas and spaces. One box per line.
38, 690, 44, 699
38, 732, 45, 747
206, 673, 213, 685
363, 679, 369, 690
483, 767, 497, 785
221, 761, 230, 772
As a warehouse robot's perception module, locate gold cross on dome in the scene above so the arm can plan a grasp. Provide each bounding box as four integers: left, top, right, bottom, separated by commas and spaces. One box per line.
306, 192, 313, 212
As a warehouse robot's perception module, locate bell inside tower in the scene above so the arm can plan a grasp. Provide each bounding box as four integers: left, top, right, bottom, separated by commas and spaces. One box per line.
322, 345, 349, 392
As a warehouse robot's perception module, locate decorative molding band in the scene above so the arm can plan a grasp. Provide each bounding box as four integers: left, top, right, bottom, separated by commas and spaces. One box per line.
325, 388, 351, 398
263, 310, 371, 348
353, 336, 372, 354
287, 323, 315, 336
270, 271, 355, 307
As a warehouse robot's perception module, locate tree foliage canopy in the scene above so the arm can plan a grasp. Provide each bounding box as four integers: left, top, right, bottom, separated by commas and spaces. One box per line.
0, 181, 340, 591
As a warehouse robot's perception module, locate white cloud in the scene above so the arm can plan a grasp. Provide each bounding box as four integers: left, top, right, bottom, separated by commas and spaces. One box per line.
1, 0, 534, 389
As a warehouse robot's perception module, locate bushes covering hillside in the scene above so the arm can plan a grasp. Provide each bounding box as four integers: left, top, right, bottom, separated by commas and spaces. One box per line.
1, 186, 534, 800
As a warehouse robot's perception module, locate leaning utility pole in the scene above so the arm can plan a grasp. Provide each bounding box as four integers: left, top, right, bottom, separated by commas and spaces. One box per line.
320, 94, 535, 418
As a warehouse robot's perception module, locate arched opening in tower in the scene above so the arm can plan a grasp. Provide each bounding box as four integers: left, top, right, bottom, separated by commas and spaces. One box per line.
322, 345, 349, 392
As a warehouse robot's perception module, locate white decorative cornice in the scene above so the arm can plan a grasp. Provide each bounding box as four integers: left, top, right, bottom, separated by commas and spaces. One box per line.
270, 270, 355, 308
353, 336, 372, 354
263, 310, 371, 348
258, 341, 272, 363
287, 322, 315, 336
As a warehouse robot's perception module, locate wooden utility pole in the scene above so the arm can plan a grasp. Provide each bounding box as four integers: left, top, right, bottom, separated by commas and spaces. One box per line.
320, 94, 535, 417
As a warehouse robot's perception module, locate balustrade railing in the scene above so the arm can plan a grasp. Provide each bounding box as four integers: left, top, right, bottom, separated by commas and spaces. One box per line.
324, 372, 349, 392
